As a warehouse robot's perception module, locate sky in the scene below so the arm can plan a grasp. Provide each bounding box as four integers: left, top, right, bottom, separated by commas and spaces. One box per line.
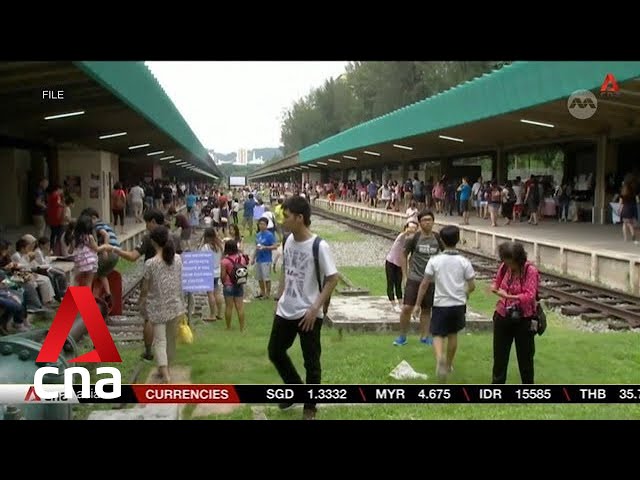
145, 61, 349, 154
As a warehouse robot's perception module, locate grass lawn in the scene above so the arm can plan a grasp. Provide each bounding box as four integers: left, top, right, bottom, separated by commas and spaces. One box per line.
144, 290, 639, 420
71, 217, 640, 420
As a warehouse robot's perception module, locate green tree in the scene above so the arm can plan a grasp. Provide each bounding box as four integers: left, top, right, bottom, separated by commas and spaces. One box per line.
280, 61, 509, 155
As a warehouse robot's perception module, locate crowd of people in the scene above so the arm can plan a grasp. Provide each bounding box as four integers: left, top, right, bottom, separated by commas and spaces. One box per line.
1, 176, 547, 420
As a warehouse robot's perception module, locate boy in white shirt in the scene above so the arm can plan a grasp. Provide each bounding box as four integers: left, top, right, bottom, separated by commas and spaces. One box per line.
269, 196, 339, 420
415, 225, 475, 380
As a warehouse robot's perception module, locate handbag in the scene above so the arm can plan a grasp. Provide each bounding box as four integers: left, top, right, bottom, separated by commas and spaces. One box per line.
534, 303, 547, 336
522, 263, 547, 336
177, 314, 194, 344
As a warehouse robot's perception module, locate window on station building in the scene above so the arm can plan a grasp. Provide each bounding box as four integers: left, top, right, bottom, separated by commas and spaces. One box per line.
451, 155, 493, 181
507, 148, 564, 188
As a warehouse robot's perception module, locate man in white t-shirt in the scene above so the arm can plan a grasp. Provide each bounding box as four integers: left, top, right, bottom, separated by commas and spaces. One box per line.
269, 195, 339, 420
129, 183, 145, 223
415, 225, 475, 380
471, 177, 482, 216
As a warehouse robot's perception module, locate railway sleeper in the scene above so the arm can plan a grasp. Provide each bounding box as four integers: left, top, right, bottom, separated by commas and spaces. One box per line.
542, 298, 565, 308
607, 319, 632, 330
580, 312, 607, 321
561, 305, 590, 316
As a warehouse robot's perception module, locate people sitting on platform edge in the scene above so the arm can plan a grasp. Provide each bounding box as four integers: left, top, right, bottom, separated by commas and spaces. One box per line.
31, 236, 68, 301
0, 239, 31, 335
11, 236, 57, 305
490, 241, 540, 384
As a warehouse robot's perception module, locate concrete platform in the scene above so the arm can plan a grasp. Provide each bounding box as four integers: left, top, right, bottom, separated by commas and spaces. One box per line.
316, 199, 640, 295
0, 213, 148, 254
326, 295, 491, 333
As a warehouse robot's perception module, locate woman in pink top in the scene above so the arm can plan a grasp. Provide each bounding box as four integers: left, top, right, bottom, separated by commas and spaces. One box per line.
385, 221, 418, 313
490, 241, 540, 384
432, 181, 445, 214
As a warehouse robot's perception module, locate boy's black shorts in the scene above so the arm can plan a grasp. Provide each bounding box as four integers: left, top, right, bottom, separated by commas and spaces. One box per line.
430, 305, 466, 336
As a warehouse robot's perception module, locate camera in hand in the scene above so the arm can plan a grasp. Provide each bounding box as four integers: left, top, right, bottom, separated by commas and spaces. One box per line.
506, 304, 522, 321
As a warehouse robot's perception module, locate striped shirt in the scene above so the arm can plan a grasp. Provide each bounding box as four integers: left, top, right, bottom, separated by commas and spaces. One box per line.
94, 221, 120, 247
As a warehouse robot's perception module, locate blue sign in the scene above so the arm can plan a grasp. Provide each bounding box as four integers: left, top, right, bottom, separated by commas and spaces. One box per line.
181, 251, 214, 293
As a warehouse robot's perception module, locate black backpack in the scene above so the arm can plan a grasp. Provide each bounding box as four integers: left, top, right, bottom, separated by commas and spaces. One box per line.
283, 235, 331, 314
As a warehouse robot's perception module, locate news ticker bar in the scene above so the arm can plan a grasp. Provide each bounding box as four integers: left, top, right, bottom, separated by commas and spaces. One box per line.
4, 384, 640, 404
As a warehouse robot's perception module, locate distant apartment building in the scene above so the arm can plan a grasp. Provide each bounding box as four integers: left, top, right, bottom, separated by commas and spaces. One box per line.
235, 148, 248, 165
249, 150, 265, 165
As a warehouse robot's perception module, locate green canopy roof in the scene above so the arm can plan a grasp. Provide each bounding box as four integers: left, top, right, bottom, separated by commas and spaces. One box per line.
74, 61, 219, 176
299, 61, 640, 163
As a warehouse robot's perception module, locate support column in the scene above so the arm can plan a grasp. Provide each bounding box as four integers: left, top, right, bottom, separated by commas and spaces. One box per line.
439, 158, 447, 180
398, 162, 407, 183
594, 135, 608, 225
496, 147, 507, 184
604, 141, 618, 224
46, 146, 59, 184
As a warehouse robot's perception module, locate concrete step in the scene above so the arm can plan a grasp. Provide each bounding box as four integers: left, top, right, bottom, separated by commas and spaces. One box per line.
325, 296, 492, 333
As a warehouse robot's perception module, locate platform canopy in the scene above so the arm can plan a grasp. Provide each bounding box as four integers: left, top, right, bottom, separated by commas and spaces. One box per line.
254, 61, 640, 177
0, 61, 221, 179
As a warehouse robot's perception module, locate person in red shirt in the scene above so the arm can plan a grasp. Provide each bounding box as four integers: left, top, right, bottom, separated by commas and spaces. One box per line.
46, 184, 65, 255
218, 193, 228, 210
111, 182, 127, 234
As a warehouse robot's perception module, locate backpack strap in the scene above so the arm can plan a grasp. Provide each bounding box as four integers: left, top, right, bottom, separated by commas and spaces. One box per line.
407, 231, 443, 254
405, 231, 420, 256
282, 233, 290, 271
433, 231, 445, 252
313, 236, 323, 293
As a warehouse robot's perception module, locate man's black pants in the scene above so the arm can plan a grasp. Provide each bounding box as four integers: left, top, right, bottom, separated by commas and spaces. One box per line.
268, 314, 323, 410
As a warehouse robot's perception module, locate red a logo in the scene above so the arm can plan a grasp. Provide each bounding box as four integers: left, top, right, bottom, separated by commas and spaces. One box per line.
600, 73, 620, 94
36, 287, 122, 363
24, 386, 41, 401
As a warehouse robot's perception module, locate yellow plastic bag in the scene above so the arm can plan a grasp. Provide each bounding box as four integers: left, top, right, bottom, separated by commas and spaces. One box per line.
177, 314, 194, 344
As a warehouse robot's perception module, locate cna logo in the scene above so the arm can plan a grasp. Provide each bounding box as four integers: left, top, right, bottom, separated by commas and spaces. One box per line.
600, 73, 620, 96
24, 385, 41, 401
567, 89, 598, 120
36, 286, 121, 363
32, 286, 122, 401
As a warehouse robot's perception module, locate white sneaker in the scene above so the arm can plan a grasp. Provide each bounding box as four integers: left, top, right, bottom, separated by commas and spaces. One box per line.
393, 305, 402, 314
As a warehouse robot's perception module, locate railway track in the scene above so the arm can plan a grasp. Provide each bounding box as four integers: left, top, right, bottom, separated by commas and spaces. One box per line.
108, 269, 210, 342
312, 207, 640, 330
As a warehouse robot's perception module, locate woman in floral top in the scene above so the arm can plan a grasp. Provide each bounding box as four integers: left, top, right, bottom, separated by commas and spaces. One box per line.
139, 226, 186, 383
